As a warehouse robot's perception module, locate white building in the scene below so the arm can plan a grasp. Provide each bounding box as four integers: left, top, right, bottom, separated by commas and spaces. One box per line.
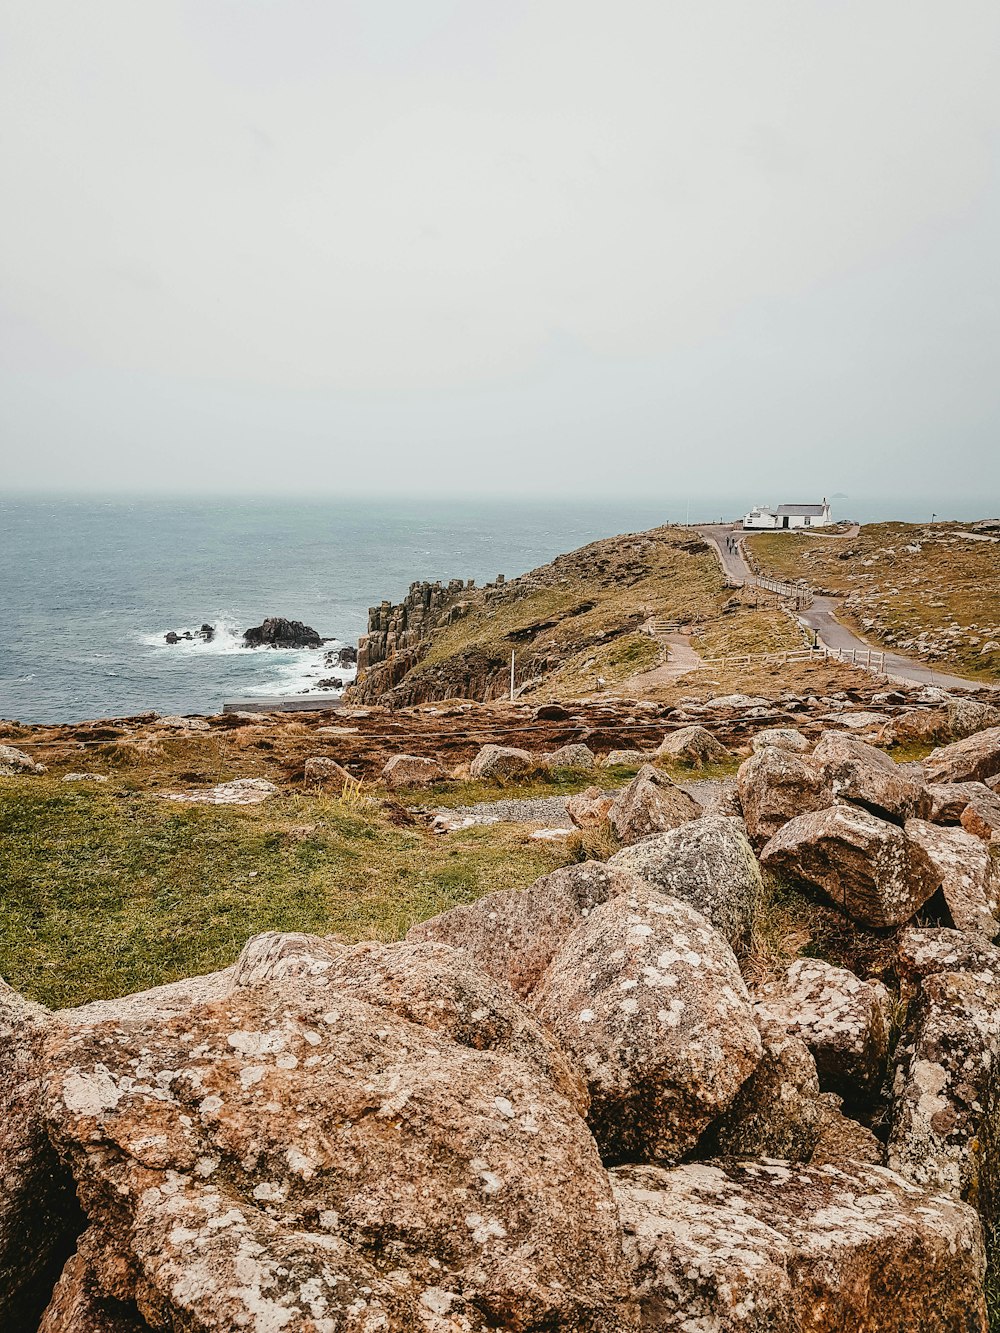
742, 499, 833, 531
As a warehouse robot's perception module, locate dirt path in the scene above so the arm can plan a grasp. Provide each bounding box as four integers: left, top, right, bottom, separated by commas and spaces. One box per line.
614, 631, 703, 695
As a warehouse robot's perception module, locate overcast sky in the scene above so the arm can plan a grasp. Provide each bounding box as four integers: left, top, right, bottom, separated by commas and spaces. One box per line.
1, 0, 998, 501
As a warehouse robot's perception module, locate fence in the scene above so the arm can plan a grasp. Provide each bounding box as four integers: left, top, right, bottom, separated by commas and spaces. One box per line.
699, 643, 886, 676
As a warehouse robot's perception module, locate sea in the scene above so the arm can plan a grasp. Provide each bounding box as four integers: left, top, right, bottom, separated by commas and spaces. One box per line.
0, 493, 991, 724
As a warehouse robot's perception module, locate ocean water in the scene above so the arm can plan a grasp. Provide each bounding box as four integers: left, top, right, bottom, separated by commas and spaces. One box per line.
0, 493, 990, 724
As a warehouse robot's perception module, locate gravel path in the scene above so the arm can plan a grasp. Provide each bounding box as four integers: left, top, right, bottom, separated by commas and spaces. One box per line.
432, 778, 732, 830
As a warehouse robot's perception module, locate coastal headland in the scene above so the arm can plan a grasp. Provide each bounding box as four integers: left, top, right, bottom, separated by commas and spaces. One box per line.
3, 517, 1000, 1330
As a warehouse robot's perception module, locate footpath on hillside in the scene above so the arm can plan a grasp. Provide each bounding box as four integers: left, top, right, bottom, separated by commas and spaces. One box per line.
696, 524, 999, 694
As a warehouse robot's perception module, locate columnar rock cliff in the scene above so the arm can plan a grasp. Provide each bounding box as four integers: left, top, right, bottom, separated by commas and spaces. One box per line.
354, 579, 480, 699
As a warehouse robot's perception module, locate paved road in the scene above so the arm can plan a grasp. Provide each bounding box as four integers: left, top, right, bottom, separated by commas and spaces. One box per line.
797, 597, 996, 691
696, 525, 998, 693
695, 524, 748, 585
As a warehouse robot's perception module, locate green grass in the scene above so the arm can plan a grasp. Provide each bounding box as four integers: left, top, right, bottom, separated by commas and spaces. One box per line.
0, 777, 570, 1008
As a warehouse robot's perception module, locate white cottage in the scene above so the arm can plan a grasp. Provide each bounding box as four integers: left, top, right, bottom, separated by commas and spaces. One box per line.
742, 499, 833, 531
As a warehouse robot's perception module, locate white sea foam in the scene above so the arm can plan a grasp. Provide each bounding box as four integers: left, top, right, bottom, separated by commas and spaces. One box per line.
138, 614, 357, 698
138, 614, 249, 654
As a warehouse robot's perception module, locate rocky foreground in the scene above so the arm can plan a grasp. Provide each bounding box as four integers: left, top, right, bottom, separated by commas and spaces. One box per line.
4, 711, 1000, 1328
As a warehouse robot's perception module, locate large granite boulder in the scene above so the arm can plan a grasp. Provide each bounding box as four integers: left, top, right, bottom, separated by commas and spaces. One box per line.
41, 970, 636, 1332
243, 617, 322, 648
960, 787, 1000, 843
812, 730, 930, 822
544, 743, 596, 771
0, 744, 46, 775
607, 764, 701, 844
948, 696, 1000, 739
565, 786, 616, 828
408, 862, 646, 999
905, 818, 998, 938
654, 726, 730, 768
0, 982, 77, 1329
702, 1020, 822, 1161
751, 727, 811, 754
607, 815, 762, 947
37, 1233, 147, 1333
469, 744, 537, 781
924, 726, 1000, 785
382, 753, 446, 788
736, 746, 831, 845
759, 804, 941, 928
889, 969, 1000, 1207
926, 781, 994, 824
532, 887, 761, 1165
302, 755, 352, 787
612, 1159, 987, 1331
280, 937, 586, 1111
754, 958, 892, 1096
896, 927, 1000, 1004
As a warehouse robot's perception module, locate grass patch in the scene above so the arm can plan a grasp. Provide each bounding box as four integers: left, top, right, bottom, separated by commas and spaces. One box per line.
0, 776, 571, 1008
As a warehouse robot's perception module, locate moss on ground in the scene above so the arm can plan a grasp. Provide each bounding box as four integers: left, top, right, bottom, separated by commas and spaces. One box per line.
0, 776, 570, 1008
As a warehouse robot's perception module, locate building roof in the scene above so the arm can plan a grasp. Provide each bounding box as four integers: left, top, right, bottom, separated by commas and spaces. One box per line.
776, 503, 827, 516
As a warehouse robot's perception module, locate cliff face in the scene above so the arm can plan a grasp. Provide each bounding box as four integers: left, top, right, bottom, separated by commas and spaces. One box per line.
347, 528, 730, 708
353, 578, 483, 702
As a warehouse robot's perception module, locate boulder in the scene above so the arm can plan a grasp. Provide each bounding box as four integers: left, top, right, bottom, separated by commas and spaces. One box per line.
532, 887, 761, 1165
754, 958, 892, 1096
692, 778, 743, 817
896, 927, 1000, 1004
607, 815, 762, 947
924, 726, 1000, 785
607, 764, 701, 844
408, 861, 646, 999
159, 777, 278, 806
879, 708, 951, 747
905, 818, 998, 937
612, 1159, 986, 1333
275, 936, 586, 1112
702, 1021, 822, 1161
533, 703, 571, 721
736, 746, 832, 845
156, 715, 211, 732
601, 749, 649, 768
655, 726, 730, 768
812, 729, 930, 822
750, 727, 811, 754
0, 744, 46, 775
545, 743, 596, 771
948, 696, 1000, 739
381, 753, 445, 788
759, 804, 941, 928
243, 617, 322, 648
37, 1234, 148, 1333
809, 1091, 885, 1166
889, 970, 1000, 1216
469, 744, 537, 781
0, 982, 78, 1329
960, 787, 1000, 843
42, 972, 636, 1332
926, 781, 993, 823
565, 786, 616, 828
302, 755, 353, 787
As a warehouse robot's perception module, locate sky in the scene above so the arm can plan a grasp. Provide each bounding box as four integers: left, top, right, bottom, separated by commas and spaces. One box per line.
1, 0, 999, 502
